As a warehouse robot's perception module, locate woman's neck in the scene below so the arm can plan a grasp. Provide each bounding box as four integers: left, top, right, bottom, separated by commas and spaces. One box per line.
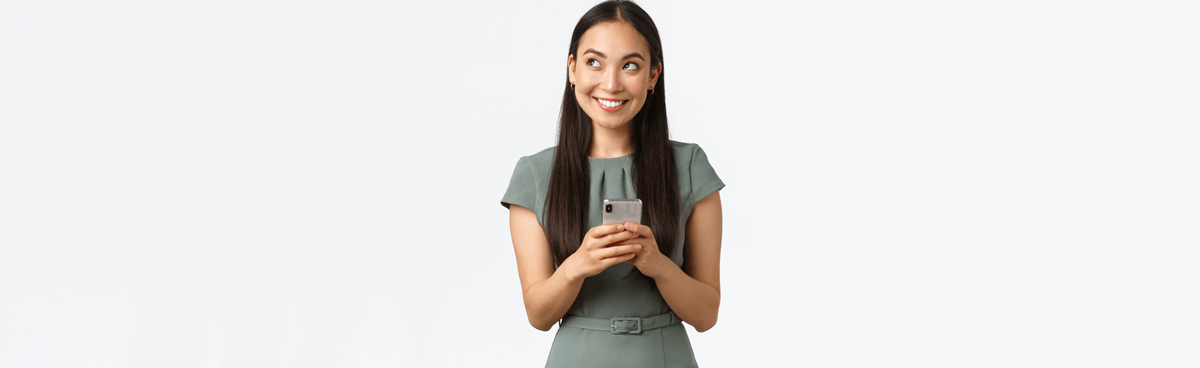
589, 122, 633, 158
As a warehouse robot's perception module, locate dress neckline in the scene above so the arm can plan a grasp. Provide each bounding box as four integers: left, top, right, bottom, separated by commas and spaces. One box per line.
587, 153, 632, 167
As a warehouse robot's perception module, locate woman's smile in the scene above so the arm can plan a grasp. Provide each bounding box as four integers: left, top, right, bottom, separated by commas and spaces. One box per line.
594, 97, 627, 112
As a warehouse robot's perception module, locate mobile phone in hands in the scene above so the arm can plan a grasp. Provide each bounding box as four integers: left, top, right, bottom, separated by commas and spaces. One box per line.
601, 198, 642, 225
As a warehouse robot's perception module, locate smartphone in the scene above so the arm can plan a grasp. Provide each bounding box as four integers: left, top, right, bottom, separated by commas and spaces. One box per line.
602, 198, 642, 225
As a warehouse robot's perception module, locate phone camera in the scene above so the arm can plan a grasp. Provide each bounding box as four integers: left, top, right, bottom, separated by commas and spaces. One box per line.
605, 204, 612, 213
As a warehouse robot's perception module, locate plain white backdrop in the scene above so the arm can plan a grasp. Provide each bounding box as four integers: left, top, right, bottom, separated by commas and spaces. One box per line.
1, 0, 1197, 367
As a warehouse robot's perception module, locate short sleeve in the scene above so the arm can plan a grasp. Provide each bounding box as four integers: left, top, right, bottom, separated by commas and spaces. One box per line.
689, 145, 725, 205
500, 157, 537, 210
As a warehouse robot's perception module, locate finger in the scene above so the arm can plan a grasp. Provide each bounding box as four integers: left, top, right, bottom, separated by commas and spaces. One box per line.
609, 238, 647, 250
600, 244, 641, 259
624, 222, 654, 238
596, 230, 639, 247
603, 252, 637, 266
590, 223, 628, 238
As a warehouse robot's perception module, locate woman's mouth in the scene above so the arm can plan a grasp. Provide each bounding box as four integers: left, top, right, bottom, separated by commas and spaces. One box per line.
594, 97, 627, 112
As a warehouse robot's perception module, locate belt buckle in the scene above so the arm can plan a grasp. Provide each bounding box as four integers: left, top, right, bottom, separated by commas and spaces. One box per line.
610, 317, 642, 334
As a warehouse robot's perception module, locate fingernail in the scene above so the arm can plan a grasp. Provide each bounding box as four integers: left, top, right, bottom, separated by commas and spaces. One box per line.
635, 245, 642, 250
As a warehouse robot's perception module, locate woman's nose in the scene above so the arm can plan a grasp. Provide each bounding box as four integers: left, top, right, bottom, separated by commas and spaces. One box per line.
601, 67, 623, 92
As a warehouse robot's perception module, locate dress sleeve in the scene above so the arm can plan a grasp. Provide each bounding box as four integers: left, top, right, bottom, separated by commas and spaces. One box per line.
500, 157, 537, 210
689, 145, 725, 205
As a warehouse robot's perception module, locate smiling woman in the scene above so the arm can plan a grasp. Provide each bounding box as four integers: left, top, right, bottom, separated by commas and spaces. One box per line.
499, 1, 726, 368
570, 23, 659, 129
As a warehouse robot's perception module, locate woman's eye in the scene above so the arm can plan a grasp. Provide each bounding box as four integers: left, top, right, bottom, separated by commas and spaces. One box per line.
588, 59, 600, 67
624, 62, 639, 70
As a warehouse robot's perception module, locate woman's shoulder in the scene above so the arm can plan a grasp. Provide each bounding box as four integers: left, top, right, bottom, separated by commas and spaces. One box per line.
669, 140, 724, 204
513, 146, 556, 173
669, 139, 709, 165
670, 139, 700, 151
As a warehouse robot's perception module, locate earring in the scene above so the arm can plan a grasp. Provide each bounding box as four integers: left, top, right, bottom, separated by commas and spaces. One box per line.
571, 83, 575, 91
649, 88, 654, 95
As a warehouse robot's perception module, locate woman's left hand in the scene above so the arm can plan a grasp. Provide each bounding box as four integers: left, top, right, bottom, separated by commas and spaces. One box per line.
617, 221, 673, 279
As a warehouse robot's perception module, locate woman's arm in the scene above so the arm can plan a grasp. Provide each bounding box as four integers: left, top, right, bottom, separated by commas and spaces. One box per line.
653, 191, 722, 332
509, 206, 641, 330
509, 205, 584, 331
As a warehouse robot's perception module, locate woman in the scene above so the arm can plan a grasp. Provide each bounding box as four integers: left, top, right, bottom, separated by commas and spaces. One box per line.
500, 1, 724, 367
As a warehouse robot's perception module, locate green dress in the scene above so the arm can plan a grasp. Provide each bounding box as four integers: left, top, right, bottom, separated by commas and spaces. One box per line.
501, 140, 725, 368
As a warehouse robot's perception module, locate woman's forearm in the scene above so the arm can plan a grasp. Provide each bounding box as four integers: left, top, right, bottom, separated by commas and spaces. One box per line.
522, 265, 585, 331
653, 256, 720, 332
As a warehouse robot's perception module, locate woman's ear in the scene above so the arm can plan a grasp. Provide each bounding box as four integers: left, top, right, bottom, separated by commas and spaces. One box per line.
567, 55, 576, 85
648, 62, 662, 91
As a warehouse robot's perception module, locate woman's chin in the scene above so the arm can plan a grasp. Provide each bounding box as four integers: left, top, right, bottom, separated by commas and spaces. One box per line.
593, 119, 630, 131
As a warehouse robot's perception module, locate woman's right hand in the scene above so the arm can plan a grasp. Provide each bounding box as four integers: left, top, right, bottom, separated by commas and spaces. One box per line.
561, 224, 642, 280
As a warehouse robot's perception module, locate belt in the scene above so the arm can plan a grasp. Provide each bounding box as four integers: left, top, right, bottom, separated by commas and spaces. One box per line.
558, 311, 682, 335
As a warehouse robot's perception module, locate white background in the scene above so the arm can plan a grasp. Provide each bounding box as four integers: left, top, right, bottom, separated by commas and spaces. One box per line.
1, 0, 1196, 367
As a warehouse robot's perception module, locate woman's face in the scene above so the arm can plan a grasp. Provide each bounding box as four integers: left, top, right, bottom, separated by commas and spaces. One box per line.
569, 21, 661, 131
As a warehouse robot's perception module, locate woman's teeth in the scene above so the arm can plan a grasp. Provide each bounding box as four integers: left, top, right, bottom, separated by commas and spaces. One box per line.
598, 98, 625, 107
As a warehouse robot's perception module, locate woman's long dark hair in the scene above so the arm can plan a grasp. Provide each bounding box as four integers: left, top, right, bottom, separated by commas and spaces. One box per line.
544, 0, 679, 271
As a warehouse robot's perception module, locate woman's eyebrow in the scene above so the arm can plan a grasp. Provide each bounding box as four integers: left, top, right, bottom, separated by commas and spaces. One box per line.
583, 48, 606, 58
621, 52, 645, 61
582, 49, 645, 61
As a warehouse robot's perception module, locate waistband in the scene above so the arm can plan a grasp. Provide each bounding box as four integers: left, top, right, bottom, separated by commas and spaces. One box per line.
558, 311, 682, 335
